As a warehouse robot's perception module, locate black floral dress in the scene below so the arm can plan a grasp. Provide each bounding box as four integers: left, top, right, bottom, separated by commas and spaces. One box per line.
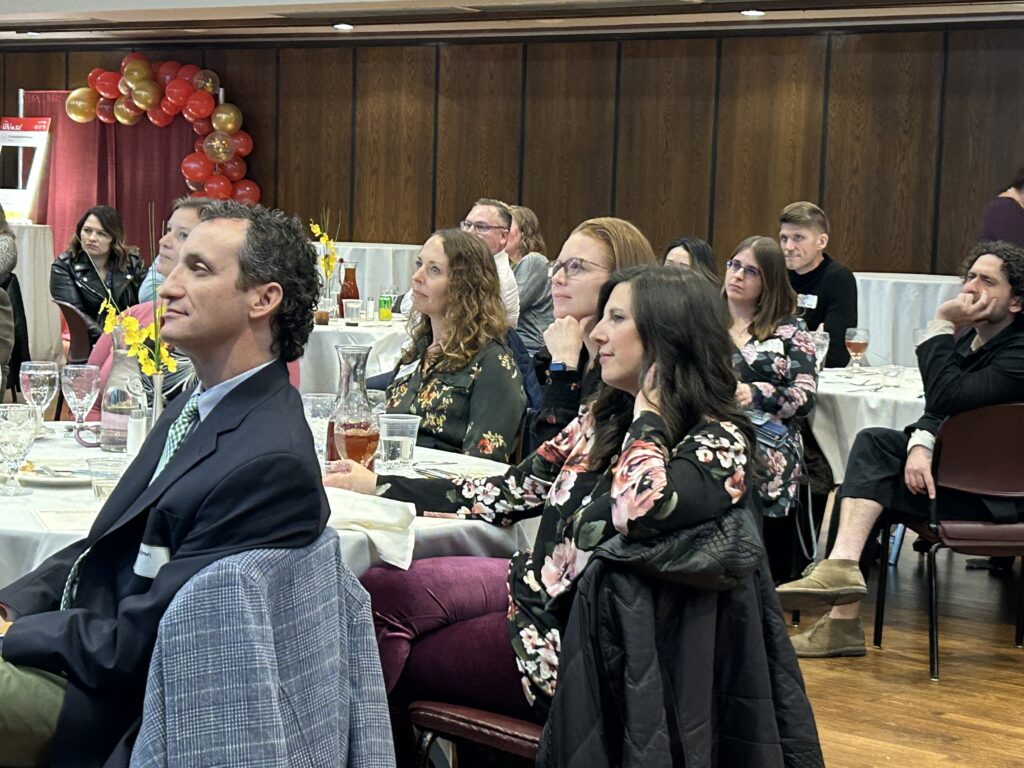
378, 408, 750, 718
385, 338, 526, 462
732, 315, 818, 517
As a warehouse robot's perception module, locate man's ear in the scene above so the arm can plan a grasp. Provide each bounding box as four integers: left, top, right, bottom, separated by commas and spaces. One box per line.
817, 232, 829, 253
1010, 294, 1022, 315
250, 281, 283, 320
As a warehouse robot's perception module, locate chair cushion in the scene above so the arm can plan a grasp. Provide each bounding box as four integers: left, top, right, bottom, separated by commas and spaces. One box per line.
936, 521, 1024, 556
408, 701, 541, 759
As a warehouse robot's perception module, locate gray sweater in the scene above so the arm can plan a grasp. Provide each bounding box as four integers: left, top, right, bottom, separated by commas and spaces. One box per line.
512, 251, 554, 357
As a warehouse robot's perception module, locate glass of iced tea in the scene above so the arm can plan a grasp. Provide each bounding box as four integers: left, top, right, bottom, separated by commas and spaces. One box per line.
845, 328, 870, 368
334, 418, 380, 468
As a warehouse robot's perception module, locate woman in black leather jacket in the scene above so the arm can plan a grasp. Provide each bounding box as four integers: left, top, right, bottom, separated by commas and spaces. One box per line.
49, 205, 145, 345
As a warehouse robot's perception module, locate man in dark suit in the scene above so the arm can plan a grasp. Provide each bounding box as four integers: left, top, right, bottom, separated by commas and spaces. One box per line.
0, 201, 329, 767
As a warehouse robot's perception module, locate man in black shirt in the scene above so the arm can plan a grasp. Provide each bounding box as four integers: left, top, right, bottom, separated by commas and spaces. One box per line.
776, 241, 1024, 658
779, 202, 857, 368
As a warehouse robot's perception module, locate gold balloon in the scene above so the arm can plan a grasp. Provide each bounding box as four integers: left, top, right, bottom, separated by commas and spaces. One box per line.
131, 79, 162, 110
210, 103, 243, 134
191, 69, 220, 94
123, 59, 154, 88
118, 76, 133, 96
65, 87, 100, 123
114, 96, 143, 125
202, 130, 235, 163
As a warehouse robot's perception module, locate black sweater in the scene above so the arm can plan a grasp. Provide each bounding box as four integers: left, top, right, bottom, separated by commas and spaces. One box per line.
788, 253, 857, 367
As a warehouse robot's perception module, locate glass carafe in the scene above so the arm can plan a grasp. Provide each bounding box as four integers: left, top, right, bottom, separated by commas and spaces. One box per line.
337, 264, 359, 317
100, 327, 145, 452
327, 345, 379, 466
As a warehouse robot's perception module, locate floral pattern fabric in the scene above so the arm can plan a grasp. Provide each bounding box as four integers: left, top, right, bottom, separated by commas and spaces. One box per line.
732, 314, 818, 517
379, 409, 750, 717
385, 338, 525, 462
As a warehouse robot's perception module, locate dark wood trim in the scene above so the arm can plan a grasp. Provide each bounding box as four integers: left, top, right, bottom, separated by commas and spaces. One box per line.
929, 27, 950, 274
707, 37, 723, 248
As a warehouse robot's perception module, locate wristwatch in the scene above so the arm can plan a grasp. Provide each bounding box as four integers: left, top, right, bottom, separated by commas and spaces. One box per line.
549, 361, 568, 373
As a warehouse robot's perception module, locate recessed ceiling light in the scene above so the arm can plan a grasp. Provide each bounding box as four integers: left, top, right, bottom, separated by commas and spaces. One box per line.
740, 9, 766, 17
332, 22, 354, 31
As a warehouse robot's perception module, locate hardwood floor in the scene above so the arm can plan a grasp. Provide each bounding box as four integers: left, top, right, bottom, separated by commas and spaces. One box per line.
796, 537, 1024, 767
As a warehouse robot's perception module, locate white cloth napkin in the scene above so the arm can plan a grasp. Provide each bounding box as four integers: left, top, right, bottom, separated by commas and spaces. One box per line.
325, 487, 416, 569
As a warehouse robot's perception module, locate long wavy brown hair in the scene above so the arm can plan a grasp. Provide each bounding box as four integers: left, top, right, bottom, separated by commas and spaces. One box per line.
402, 228, 510, 372
725, 235, 797, 342
69, 205, 134, 273
509, 205, 547, 259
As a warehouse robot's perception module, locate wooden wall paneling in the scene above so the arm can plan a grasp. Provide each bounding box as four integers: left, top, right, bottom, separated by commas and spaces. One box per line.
352, 45, 436, 244
713, 35, 826, 257
2, 51, 66, 190
521, 41, 617, 256
67, 50, 127, 89
936, 29, 1024, 274
435, 43, 522, 231
616, 38, 717, 256
277, 47, 353, 236
824, 32, 943, 273
203, 48, 280, 207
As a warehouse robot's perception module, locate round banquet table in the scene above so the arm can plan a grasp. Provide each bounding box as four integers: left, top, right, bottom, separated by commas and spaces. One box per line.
334, 241, 420, 302
299, 316, 411, 394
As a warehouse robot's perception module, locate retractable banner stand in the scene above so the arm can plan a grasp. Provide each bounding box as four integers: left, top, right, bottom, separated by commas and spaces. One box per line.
0, 116, 51, 222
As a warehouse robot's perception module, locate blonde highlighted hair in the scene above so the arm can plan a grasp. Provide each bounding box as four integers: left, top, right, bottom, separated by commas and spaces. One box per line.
570, 217, 657, 269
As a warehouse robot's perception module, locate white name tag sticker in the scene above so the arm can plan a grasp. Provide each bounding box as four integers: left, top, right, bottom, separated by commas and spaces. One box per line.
134, 544, 171, 579
797, 293, 818, 309
395, 360, 419, 382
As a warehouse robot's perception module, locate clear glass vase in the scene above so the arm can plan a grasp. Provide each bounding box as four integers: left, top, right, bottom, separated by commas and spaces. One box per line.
327, 345, 378, 467
100, 327, 145, 453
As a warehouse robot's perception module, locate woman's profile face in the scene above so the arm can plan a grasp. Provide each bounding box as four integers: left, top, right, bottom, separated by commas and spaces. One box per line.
590, 282, 644, 396
506, 219, 523, 259
664, 246, 691, 268
549, 232, 613, 321
410, 235, 450, 320
78, 214, 114, 260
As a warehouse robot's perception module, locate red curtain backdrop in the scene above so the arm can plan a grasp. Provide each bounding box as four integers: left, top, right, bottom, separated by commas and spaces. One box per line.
24, 90, 195, 263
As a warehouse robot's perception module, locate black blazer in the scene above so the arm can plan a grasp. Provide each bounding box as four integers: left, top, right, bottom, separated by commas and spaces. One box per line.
49, 248, 146, 343
0, 360, 330, 767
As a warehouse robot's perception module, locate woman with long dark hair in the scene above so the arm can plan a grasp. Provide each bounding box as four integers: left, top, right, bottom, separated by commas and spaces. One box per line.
663, 235, 719, 285
327, 267, 821, 766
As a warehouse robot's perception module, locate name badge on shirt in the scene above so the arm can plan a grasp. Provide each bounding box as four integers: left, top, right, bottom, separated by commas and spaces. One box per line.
395, 360, 419, 382
133, 544, 171, 579
797, 293, 818, 309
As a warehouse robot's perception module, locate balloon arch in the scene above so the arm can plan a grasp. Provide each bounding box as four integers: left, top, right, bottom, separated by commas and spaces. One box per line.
65, 53, 260, 205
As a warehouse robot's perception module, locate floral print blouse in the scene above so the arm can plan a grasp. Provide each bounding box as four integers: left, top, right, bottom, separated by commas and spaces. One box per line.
732, 315, 818, 517
378, 409, 750, 718
385, 338, 526, 462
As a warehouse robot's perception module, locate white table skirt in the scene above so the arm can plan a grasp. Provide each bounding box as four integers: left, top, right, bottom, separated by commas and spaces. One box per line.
332, 242, 420, 303
854, 272, 961, 367
299, 318, 411, 394
11, 223, 62, 363
809, 367, 926, 483
0, 431, 532, 587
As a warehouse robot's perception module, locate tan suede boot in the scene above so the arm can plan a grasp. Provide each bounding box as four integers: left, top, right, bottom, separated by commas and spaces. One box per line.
790, 613, 866, 658
776, 559, 867, 611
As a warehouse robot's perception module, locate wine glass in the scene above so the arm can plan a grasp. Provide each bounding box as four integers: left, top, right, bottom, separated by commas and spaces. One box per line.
301, 393, 336, 469
808, 331, 830, 373
20, 361, 59, 433
61, 364, 102, 442
845, 328, 870, 368
0, 404, 38, 496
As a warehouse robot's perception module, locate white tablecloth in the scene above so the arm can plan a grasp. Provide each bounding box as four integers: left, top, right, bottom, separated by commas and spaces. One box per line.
854, 272, 961, 367
11, 223, 62, 363
334, 242, 420, 303
299, 318, 411, 394
0, 432, 531, 588
809, 367, 925, 483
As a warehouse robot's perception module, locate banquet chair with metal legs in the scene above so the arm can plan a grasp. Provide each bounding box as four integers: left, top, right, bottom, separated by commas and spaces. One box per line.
409, 701, 541, 768
871, 403, 1024, 680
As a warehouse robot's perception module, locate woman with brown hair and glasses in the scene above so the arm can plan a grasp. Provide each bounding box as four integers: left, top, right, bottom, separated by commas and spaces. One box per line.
384, 228, 525, 461
49, 205, 145, 345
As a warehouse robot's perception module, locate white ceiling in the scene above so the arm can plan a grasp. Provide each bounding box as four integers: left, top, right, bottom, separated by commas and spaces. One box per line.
2, 0, 1024, 45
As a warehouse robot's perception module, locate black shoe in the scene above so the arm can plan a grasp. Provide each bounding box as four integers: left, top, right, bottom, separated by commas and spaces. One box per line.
912, 537, 931, 553
965, 556, 1015, 578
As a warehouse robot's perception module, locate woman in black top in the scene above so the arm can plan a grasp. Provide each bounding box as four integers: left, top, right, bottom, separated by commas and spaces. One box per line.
49, 205, 145, 345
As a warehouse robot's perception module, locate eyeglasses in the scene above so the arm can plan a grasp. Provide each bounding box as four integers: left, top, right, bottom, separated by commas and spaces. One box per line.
547, 257, 612, 280
460, 220, 507, 235
725, 259, 761, 279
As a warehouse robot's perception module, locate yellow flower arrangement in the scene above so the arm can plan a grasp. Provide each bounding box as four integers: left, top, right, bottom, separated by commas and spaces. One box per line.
310, 210, 342, 285
100, 299, 178, 377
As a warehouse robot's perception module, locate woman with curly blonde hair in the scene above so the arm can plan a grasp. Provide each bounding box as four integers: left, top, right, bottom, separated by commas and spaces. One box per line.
386, 228, 526, 460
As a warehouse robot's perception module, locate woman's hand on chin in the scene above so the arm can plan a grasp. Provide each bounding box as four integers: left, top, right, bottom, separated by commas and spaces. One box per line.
323, 459, 378, 495
543, 316, 585, 366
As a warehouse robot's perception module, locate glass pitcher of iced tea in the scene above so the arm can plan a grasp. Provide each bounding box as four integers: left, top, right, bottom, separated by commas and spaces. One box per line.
327, 345, 379, 466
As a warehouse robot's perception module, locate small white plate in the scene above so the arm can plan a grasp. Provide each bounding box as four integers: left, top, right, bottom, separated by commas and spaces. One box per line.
18, 460, 93, 488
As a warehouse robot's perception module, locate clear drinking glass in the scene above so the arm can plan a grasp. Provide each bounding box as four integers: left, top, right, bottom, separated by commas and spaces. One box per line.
19, 361, 59, 432
61, 364, 102, 441
301, 393, 336, 468
808, 331, 830, 373
845, 328, 870, 368
0, 404, 38, 496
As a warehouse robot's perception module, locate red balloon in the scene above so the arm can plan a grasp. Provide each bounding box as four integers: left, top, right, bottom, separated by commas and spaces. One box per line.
96, 98, 116, 124
150, 60, 165, 74
204, 174, 232, 200
192, 117, 213, 136
185, 178, 204, 192
181, 151, 214, 183
231, 130, 254, 158
185, 90, 215, 119
181, 106, 199, 124
194, 136, 206, 153
220, 156, 247, 182
176, 64, 201, 83
87, 68, 105, 90
231, 180, 261, 206
159, 96, 181, 116
164, 78, 193, 107
147, 107, 174, 128
121, 52, 147, 74
189, 190, 207, 199
96, 71, 122, 100
156, 69, 177, 88
121, 98, 144, 117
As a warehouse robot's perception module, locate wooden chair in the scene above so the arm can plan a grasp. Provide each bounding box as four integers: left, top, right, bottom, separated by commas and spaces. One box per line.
409, 701, 541, 768
52, 300, 95, 419
872, 403, 1024, 680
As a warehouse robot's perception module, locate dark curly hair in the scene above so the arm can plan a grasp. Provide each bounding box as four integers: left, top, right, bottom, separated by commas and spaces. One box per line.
962, 240, 1024, 303
198, 201, 321, 362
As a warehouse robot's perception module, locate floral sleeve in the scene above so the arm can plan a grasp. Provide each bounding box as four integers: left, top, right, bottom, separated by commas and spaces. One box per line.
748, 322, 818, 420
463, 345, 527, 461
609, 412, 749, 539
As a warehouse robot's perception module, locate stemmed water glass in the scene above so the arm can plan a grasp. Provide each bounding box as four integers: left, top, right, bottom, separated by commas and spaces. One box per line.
845, 328, 870, 368
20, 361, 59, 433
61, 364, 102, 443
301, 393, 336, 469
0, 404, 38, 496
808, 331, 829, 373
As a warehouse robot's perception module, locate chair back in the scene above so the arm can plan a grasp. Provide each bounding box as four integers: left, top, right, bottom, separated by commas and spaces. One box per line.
53, 300, 94, 364
933, 403, 1024, 498
0, 273, 30, 391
